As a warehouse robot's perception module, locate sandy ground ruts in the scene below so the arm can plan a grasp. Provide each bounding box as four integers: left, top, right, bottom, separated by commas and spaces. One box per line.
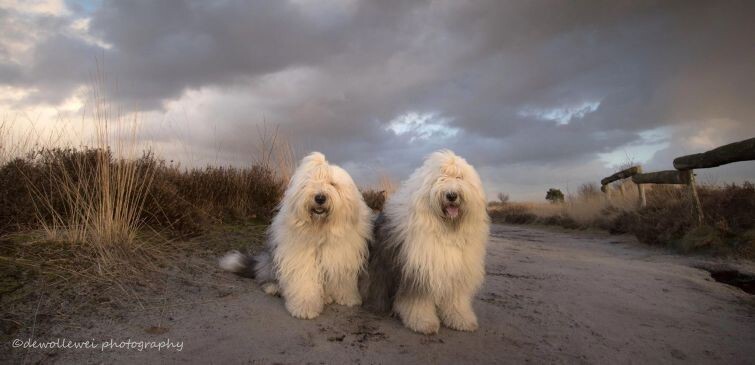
11, 224, 755, 364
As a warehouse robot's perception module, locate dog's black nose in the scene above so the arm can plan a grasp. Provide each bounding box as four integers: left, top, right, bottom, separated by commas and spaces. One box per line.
315, 194, 327, 205
446, 192, 458, 202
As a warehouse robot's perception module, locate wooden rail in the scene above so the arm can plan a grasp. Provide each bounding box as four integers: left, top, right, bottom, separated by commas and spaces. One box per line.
601, 137, 754, 225
601, 166, 641, 186
673, 137, 755, 170
631, 170, 691, 185
599, 166, 646, 208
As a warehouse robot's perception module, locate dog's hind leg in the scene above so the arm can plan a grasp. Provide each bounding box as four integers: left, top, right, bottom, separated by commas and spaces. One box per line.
252, 250, 280, 296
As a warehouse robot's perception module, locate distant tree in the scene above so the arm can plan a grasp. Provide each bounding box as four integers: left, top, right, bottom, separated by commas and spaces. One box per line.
545, 188, 564, 204
497, 192, 510, 204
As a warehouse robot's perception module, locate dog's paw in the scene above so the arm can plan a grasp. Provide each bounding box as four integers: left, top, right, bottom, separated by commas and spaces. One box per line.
395, 297, 440, 335
334, 293, 362, 307
406, 317, 440, 335
324, 295, 334, 305
443, 315, 478, 332
439, 299, 479, 332
401, 311, 440, 334
261, 283, 279, 296
286, 301, 323, 320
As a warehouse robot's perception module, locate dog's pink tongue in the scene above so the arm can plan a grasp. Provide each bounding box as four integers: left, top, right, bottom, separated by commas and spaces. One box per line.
446, 206, 459, 218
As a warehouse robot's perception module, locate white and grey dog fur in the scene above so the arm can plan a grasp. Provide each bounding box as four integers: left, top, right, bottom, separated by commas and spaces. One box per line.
220, 152, 372, 319
360, 150, 489, 334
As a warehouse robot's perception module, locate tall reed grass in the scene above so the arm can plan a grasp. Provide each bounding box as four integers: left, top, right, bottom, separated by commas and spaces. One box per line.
18, 86, 154, 264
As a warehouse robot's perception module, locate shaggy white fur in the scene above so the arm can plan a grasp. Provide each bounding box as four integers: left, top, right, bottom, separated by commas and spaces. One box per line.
221, 152, 372, 319
367, 149, 490, 334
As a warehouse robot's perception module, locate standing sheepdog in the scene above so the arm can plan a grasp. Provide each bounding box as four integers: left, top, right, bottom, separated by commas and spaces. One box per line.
220, 152, 372, 319
361, 150, 489, 334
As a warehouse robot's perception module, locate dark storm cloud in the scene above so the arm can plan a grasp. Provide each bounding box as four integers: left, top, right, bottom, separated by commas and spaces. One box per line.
87, 1, 342, 108
2, 0, 754, 198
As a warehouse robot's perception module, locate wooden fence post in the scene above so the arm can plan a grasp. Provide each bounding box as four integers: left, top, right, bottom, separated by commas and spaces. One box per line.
600, 166, 642, 207
683, 170, 704, 226
635, 166, 646, 208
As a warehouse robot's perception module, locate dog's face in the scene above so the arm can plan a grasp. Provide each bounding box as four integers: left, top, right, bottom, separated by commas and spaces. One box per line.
429, 163, 468, 222
424, 151, 484, 224
299, 165, 339, 222
286, 152, 360, 226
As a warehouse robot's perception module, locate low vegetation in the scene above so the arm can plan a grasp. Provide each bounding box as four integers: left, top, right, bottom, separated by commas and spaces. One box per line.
0, 148, 284, 236
489, 181, 755, 258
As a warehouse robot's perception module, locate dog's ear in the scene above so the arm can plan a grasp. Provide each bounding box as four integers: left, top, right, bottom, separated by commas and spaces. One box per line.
302, 151, 327, 166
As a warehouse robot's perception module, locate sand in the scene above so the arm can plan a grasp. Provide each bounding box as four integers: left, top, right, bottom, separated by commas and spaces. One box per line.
9, 224, 755, 364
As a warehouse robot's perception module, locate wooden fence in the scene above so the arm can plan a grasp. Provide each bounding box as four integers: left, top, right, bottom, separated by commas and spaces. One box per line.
600, 137, 755, 225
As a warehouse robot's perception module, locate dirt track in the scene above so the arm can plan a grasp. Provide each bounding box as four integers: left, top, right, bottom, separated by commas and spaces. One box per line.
12, 224, 755, 364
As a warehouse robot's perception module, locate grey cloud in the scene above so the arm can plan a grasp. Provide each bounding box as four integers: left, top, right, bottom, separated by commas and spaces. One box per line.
2, 0, 754, 198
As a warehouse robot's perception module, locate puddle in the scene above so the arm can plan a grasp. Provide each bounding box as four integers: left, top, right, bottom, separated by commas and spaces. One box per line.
702, 268, 755, 295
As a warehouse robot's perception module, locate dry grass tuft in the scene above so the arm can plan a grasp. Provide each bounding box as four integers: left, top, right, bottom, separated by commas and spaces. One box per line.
377, 171, 398, 196
252, 123, 297, 185
490, 179, 652, 227
3, 82, 158, 274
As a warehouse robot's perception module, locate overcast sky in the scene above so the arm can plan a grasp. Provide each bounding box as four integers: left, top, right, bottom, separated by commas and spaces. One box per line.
1, 0, 754, 200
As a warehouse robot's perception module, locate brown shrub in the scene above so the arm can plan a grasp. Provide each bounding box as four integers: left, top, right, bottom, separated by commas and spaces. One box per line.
145, 163, 284, 234
0, 158, 39, 233
362, 189, 387, 212
699, 182, 755, 235
622, 182, 755, 255
488, 203, 538, 224
1, 148, 113, 234
0, 148, 285, 237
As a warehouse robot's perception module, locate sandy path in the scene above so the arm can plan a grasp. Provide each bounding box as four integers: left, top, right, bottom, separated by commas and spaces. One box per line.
21, 225, 755, 364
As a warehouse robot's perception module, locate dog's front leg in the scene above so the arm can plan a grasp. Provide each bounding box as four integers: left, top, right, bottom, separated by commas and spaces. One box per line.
438, 290, 478, 331
279, 264, 324, 320
394, 291, 440, 335
326, 270, 362, 307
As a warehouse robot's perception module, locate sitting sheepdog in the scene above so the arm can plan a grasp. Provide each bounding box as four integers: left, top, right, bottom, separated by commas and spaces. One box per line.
220, 152, 372, 319
361, 150, 489, 334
